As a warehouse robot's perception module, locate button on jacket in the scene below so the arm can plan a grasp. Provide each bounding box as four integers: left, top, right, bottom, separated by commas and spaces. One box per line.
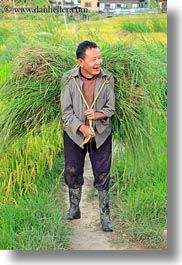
61, 67, 115, 148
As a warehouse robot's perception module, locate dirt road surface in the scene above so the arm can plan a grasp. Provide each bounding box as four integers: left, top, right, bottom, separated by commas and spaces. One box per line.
63, 154, 149, 251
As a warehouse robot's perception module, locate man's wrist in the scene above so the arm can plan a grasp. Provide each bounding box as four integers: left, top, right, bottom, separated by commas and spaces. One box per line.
79, 124, 85, 133
94, 112, 107, 120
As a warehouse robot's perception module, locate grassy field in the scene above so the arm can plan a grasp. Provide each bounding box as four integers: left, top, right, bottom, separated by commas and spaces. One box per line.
0, 12, 167, 249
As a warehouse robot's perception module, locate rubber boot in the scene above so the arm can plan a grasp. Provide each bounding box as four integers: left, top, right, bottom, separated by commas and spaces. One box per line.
67, 187, 81, 220
98, 189, 113, 232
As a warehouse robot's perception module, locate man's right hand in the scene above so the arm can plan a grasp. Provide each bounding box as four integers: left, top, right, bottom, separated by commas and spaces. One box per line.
79, 125, 95, 138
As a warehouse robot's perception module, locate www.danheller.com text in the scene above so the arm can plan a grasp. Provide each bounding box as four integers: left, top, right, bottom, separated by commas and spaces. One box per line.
2, 5, 88, 14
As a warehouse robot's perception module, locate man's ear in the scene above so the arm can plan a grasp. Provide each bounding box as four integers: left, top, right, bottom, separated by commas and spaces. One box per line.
77, 58, 83, 67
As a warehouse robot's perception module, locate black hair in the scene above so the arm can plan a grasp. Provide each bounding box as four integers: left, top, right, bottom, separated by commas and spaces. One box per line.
76, 41, 98, 59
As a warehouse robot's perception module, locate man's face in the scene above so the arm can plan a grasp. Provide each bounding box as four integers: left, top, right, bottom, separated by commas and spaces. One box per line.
78, 47, 103, 78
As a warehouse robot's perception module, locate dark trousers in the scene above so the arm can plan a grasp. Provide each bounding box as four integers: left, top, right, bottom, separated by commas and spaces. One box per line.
63, 132, 112, 191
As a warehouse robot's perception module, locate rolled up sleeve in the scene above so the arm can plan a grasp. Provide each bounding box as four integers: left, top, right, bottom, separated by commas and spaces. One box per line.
97, 76, 115, 118
61, 77, 83, 135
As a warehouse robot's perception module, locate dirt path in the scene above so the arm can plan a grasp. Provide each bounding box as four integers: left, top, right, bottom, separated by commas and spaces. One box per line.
63, 154, 148, 251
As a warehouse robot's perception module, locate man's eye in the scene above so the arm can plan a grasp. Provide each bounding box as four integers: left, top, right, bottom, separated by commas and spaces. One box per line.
92, 57, 101, 61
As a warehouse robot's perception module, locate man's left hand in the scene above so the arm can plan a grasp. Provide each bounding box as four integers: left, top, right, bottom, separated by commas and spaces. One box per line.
85, 109, 108, 121
85, 108, 95, 120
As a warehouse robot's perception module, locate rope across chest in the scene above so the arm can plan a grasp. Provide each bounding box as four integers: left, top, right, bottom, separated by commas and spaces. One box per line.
71, 76, 109, 148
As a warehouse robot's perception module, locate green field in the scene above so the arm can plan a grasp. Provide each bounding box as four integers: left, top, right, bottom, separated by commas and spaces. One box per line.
0, 11, 167, 249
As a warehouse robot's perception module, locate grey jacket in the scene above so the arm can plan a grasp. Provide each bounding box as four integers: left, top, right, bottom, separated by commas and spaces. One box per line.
60, 67, 115, 148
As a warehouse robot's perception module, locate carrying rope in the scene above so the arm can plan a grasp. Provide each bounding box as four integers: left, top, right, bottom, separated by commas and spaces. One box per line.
71, 76, 109, 148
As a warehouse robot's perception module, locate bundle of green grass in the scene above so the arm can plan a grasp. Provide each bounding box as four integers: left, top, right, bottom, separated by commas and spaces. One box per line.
0, 46, 74, 138
0, 44, 166, 146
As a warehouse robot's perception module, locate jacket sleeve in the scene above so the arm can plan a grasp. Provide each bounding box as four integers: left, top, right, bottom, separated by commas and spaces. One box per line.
60, 74, 83, 135
97, 75, 115, 118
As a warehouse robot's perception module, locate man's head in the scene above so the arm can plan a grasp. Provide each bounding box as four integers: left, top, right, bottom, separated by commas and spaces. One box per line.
76, 41, 102, 78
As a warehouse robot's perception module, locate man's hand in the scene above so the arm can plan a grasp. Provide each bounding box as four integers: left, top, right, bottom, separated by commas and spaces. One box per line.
85, 108, 107, 121
85, 108, 95, 120
79, 124, 95, 138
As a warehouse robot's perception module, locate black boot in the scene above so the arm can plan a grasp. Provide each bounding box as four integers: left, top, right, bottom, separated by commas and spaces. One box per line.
67, 187, 81, 220
98, 189, 113, 232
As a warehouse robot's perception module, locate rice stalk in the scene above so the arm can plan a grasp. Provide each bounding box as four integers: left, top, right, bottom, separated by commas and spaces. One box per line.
0, 120, 63, 202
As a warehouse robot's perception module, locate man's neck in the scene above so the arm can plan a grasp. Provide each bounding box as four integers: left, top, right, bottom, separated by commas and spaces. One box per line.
80, 69, 96, 80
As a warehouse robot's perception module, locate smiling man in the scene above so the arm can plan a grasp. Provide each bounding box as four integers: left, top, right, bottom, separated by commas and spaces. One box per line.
61, 41, 115, 232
